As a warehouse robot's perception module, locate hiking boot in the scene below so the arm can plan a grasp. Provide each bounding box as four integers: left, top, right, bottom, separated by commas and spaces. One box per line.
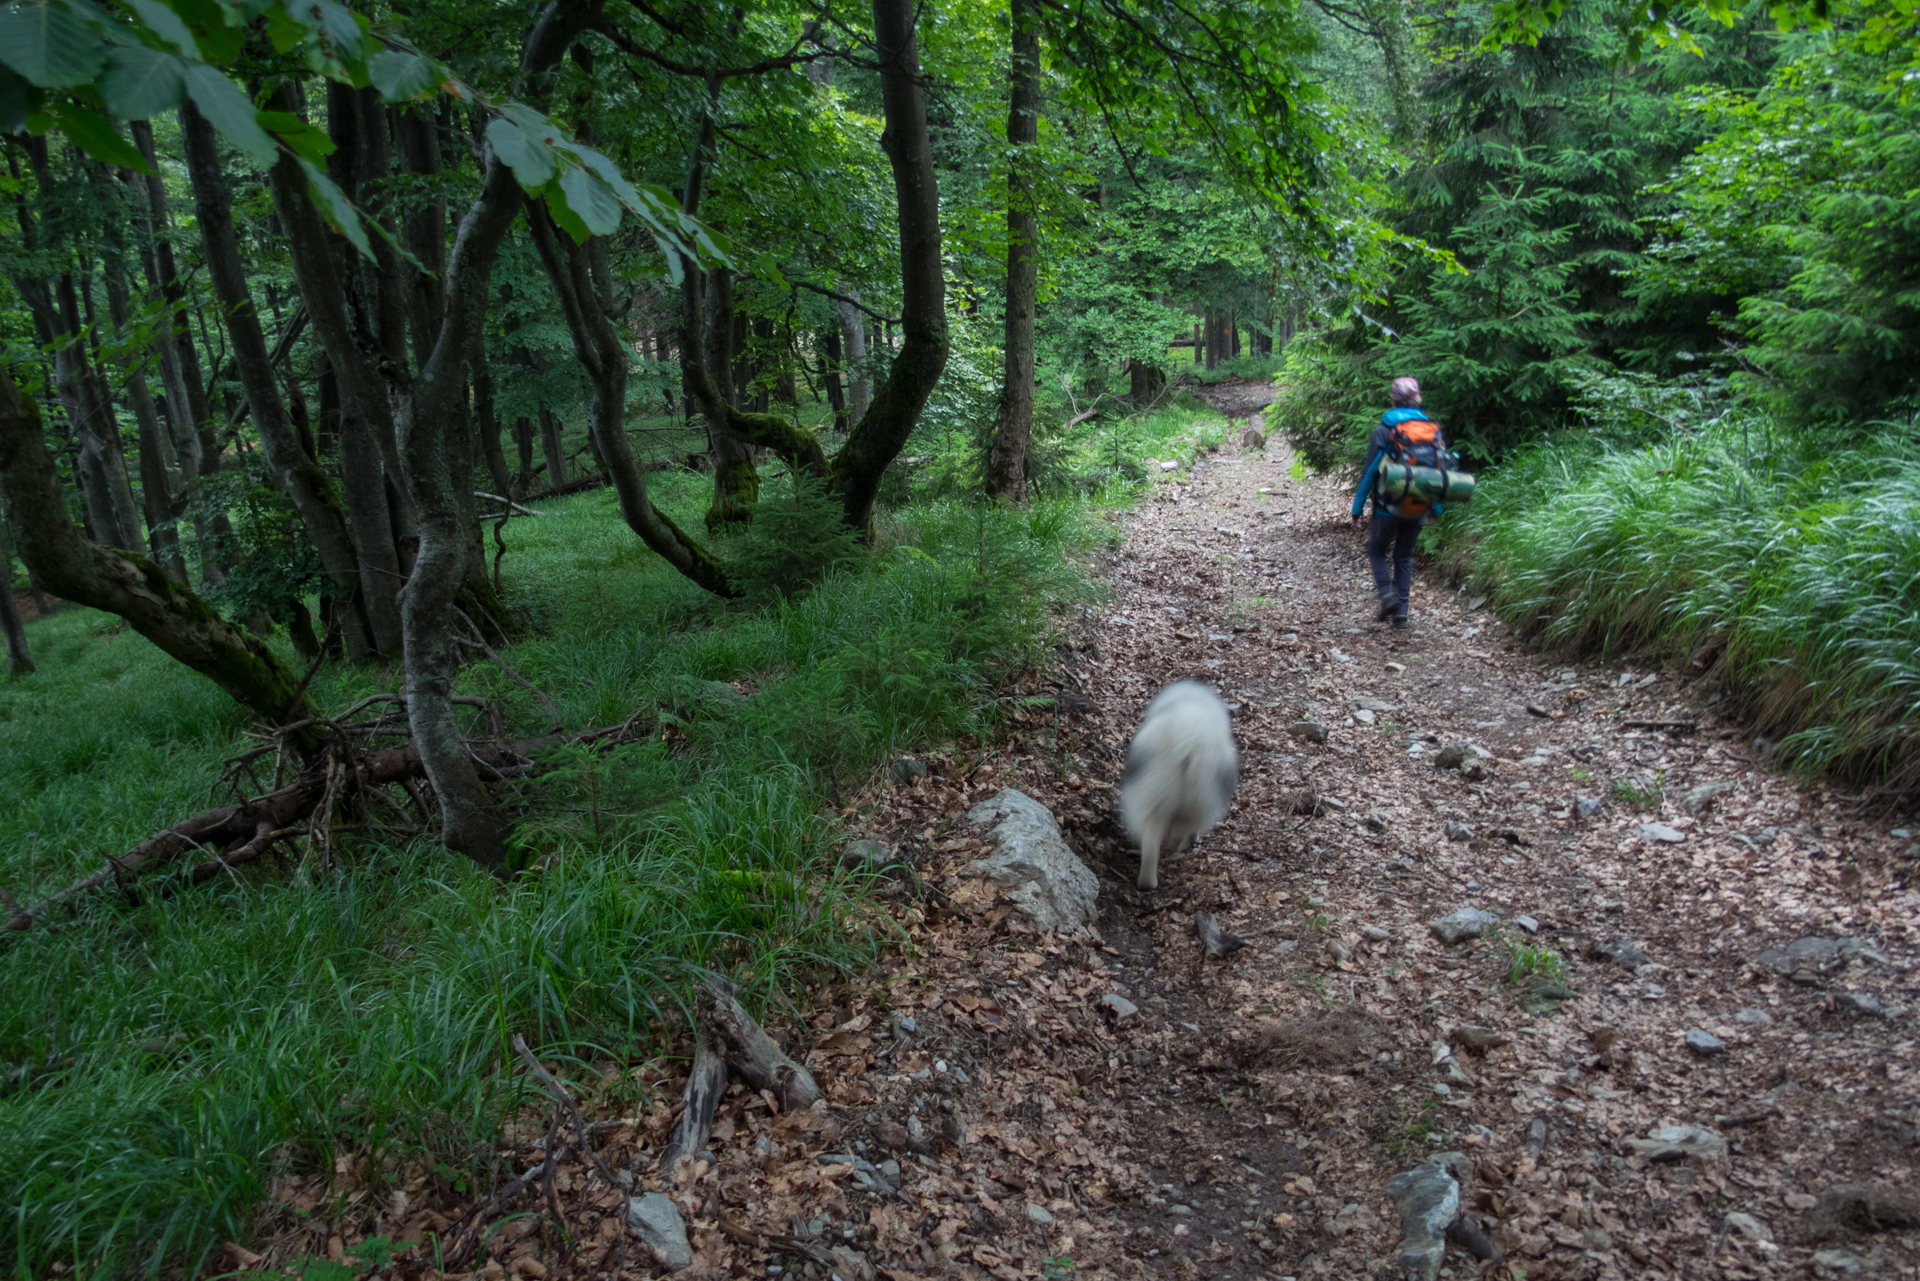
1375, 591, 1398, 622
1391, 613, 1410, 630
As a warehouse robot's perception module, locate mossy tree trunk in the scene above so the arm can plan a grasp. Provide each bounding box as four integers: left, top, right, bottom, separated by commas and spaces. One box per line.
0, 367, 320, 745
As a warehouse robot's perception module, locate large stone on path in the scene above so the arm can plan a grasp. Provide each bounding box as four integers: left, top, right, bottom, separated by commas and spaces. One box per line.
1383, 1161, 1462, 1279
964, 789, 1099, 932
628, 1193, 693, 1271
1429, 907, 1496, 945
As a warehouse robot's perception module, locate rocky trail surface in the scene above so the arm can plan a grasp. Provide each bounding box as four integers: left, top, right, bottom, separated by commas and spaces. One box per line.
275, 383, 1919, 1281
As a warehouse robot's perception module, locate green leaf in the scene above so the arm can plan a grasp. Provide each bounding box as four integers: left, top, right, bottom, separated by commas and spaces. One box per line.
368, 49, 435, 101
0, 0, 107, 89
99, 44, 185, 120
45, 100, 152, 170
543, 184, 592, 243
183, 61, 273, 164
260, 108, 333, 164
119, 0, 199, 57
486, 115, 552, 187
298, 156, 371, 260
0, 62, 44, 131
558, 166, 620, 236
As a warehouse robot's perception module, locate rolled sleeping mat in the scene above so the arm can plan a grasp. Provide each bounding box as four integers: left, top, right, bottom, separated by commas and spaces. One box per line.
1377, 461, 1476, 505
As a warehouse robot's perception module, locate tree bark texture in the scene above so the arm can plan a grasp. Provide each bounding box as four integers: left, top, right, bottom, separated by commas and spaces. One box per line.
986, 0, 1041, 504
181, 101, 379, 660
130, 120, 214, 484
0, 367, 319, 739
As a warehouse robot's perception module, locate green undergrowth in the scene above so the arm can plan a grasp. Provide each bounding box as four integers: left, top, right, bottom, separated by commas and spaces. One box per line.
0, 469, 1115, 1278
1439, 418, 1920, 789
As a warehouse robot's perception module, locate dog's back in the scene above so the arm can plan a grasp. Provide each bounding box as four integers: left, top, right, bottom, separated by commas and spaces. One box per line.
1119, 682, 1238, 889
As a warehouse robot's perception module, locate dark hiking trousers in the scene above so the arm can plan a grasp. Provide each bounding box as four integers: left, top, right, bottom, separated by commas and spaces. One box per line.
1368, 511, 1422, 617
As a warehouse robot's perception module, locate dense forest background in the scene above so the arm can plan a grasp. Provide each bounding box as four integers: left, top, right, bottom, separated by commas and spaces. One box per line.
0, 0, 1916, 1271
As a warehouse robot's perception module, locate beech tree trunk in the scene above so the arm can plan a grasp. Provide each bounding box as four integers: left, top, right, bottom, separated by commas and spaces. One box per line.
986, 0, 1041, 504
704, 270, 760, 530
182, 101, 379, 660
0, 367, 319, 741
538, 405, 567, 488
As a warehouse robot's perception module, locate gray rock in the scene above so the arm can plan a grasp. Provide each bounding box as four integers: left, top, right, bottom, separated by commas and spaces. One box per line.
1575, 796, 1604, 818
1025, 1202, 1054, 1225
1526, 974, 1576, 1004
629, 1193, 693, 1271
1445, 822, 1475, 843
1429, 907, 1496, 945
1834, 992, 1900, 1019
1273, 939, 1300, 956
1365, 812, 1388, 832
1756, 937, 1846, 977
1359, 923, 1392, 942
1459, 758, 1490, 782
1354, 708, 1376, 725
1624, 1124, 1727, 1163
1353, 697, 1400, 714
1686, 1030, 1727, 1057
889, 757, 930, 783
1591, 938, 1651, 969
1382, 1162, 1462, 1280
1240, 426, 1266, 450
1813, 1249, 1867, 1273
842, 839, 894, 871
1433, 742, 1476, 770
1288, 719, 1329, 744
963, 789, 1099, 932
1514, 914, 1540, 934
1681, 780, 1737, 814
1099, 993, 1140, 1022
1733, 1007, 1775, 1026
1638, 822, 1687, 844
1725, 1212, 1771, 1244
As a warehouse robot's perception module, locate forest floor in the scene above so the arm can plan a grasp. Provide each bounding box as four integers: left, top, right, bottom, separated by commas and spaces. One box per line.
290, 382, 1920, 1281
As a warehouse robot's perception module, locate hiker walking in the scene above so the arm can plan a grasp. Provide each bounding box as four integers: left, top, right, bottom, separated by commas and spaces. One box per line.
1350, 376, 1450, 630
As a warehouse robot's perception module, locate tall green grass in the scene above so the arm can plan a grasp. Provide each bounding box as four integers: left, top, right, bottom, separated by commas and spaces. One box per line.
1441, 419, 1920, 786
0, 473, 1114, 1278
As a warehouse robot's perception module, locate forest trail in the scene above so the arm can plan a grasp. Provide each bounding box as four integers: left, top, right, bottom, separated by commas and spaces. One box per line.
809, 385, 1920, 1281
299, 387, 1918, 1281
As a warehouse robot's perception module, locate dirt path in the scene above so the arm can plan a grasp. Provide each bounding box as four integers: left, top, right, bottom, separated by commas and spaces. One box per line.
824, 389, 1919, 1281
306, 386, 1917, 1281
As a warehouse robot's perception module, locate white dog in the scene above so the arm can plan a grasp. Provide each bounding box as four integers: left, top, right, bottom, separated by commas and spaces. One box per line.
1119, 681, 1239, 890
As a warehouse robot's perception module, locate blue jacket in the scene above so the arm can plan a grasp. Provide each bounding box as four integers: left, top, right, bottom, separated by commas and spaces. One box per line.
1353, 408, 1444, 519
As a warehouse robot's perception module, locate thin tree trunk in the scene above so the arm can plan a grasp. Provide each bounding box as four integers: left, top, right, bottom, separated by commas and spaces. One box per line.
471, 335, 512, 497
838, 293, 870, 423
0, 366, 320, 743
524, 198, 734, 595
130, 121, 211, 483
705, 270, 758, 529
987, 0, 1041, 504
538, 405, 567, 488
824, 325, 848, 431
95, 165, 188, 583
0, 507, 33, 677
514, 416, 535, 488
181, 100, 379, 659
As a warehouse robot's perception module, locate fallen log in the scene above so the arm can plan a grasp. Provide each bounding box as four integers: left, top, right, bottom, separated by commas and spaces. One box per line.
659, 973, 821, 1182
3, 717, 649, 933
